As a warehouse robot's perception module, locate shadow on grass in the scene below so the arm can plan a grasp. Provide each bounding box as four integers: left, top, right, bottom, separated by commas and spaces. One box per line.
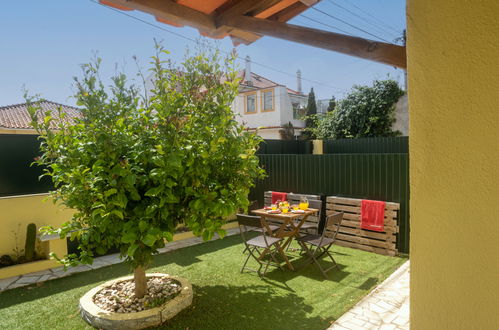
357, 277, 380, 290
152, 234, 243, 268
151, 284, 327, 330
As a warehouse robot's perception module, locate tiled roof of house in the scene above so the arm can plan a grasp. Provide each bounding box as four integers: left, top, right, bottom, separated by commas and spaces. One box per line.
237, 70, 303, 95
0, 101, 81, 130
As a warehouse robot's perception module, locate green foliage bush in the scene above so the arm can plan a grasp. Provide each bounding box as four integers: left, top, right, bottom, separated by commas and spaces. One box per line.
27, 45, 264, 281
305, 79, 404, 139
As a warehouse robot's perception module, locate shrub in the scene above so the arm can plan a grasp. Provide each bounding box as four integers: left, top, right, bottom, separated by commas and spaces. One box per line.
28, 45, 264, 297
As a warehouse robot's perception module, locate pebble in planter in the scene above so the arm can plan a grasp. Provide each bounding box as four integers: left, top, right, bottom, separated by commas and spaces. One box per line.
80, 274, 193, 330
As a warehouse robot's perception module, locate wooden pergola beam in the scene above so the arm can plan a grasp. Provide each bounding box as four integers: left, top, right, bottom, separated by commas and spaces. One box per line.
209, 0, 278, 40
101, 0, 406, 68
220, 15, 407, 68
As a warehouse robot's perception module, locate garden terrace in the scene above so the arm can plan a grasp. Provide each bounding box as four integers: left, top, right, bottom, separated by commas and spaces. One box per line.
0, 230, 406, 329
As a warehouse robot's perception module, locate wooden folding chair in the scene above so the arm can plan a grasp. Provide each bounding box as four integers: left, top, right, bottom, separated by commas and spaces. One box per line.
237, 214, 284, 277
296, 212, 343, 279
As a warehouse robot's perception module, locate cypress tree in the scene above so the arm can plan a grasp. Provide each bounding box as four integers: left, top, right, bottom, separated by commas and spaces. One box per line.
327, 96, 336, 112
302, 87, 318, 139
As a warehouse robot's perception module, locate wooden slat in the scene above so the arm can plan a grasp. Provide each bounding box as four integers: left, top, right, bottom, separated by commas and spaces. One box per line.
327, 204, 398, 218
288, 193, 321, 201
328, 213, 398, 231
227, 29, 261, 43
334, 240, 397, 257
336, 219, 398, 233
220, 15, 407, 68
102, 0, 216, 32
216, 0, 281, 22
335, 211, 396, 222
267, 1, 308, 22
211, 0, 276, 41
299, 0, 319, 6
327, 196, 399, 210
334, 233, 396, 250
336, 226, 396, 241
324, 195, 400, 256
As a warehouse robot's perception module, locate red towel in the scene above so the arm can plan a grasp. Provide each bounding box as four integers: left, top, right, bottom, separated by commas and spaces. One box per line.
361, 200, 385, 232
271, 191, 287, 204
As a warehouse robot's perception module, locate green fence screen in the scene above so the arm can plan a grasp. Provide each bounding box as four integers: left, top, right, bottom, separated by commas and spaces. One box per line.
0, 134, 52, 197
249, 153, 410, 253
324, 136, 408, 154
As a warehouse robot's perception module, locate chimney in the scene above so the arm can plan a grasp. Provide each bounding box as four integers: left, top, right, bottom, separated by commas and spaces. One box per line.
296, 69, 302, 94
245, 56, 252, 85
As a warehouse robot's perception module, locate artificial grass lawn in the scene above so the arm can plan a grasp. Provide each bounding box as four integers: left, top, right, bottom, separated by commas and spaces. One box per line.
0, 234, 406, 330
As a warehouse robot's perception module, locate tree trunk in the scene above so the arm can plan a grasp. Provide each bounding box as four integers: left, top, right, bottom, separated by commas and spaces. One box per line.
134, 266, 147, 298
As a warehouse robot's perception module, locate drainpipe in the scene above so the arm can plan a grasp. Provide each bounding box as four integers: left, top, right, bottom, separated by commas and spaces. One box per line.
297, 69, 302, 94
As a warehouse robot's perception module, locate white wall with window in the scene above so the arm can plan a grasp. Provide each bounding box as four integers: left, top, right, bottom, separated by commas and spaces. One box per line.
232, 86, 307, 139
281, 89, 307, 128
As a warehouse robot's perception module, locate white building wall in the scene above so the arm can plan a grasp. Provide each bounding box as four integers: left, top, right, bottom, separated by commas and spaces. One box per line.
233, 88, 281, 128
253, 129, 281, 139
287, 92, 307, 128
231, 86, 307, 139
392, 94, 409, 136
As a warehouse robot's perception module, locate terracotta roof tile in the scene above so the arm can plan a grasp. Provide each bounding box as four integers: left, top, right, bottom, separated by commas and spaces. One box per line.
237, 70, 279, 89
237, 70, 304, 95
0, 101, 81, 130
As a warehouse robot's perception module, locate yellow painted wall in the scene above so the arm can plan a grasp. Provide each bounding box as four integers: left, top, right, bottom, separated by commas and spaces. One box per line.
407, 1, 499, 328
0, 193, 73, 257
0, 128, 37, 135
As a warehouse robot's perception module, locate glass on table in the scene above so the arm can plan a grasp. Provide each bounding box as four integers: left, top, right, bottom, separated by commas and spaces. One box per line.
299, 196, 309, 210
271, 203, 277, 210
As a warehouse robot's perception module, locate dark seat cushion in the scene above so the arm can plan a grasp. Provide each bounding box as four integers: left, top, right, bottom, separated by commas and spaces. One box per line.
296, 234, 334, 247
252, 224, 280, 233
299, 222, 317, 229
247, 235, 282, 248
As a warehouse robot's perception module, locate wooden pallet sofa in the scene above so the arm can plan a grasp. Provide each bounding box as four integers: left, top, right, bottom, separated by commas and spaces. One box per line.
326, 196, 400, 256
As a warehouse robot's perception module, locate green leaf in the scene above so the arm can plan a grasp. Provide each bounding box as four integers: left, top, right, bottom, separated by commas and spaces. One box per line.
124, 174, 136, 186
127, 244, 139, 257
121, 231, 137, 244
129, 188, 141, 201
145, 186, 162, 197
202, 230, 213, 241
166, 155, 182, 168
104, 188, 117, 198
111, 210, 124, 220
216, 228, 227, 239
146, 204, 158, 214
155, 144, 165, 155
162, 231, 173, 242
139, 220, 148, 232
142, 234, 157, 247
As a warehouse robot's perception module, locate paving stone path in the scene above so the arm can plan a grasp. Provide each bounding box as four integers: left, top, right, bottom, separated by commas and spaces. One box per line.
0, 227, 241, 292
328, 261, 410, 330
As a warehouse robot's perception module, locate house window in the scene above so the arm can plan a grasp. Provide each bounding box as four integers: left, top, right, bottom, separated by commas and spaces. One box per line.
262, 89, 274, 111
293, 102, 306, 119
245, 93, 256, 114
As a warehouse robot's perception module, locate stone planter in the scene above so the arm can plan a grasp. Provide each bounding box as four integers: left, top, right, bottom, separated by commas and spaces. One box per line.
79, 273, 192, 330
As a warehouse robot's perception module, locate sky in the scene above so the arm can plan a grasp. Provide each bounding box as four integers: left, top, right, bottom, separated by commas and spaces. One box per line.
0, 0, 406, 107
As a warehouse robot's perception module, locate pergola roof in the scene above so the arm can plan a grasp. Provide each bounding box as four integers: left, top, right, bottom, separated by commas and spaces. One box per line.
100, 0, 406, 68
